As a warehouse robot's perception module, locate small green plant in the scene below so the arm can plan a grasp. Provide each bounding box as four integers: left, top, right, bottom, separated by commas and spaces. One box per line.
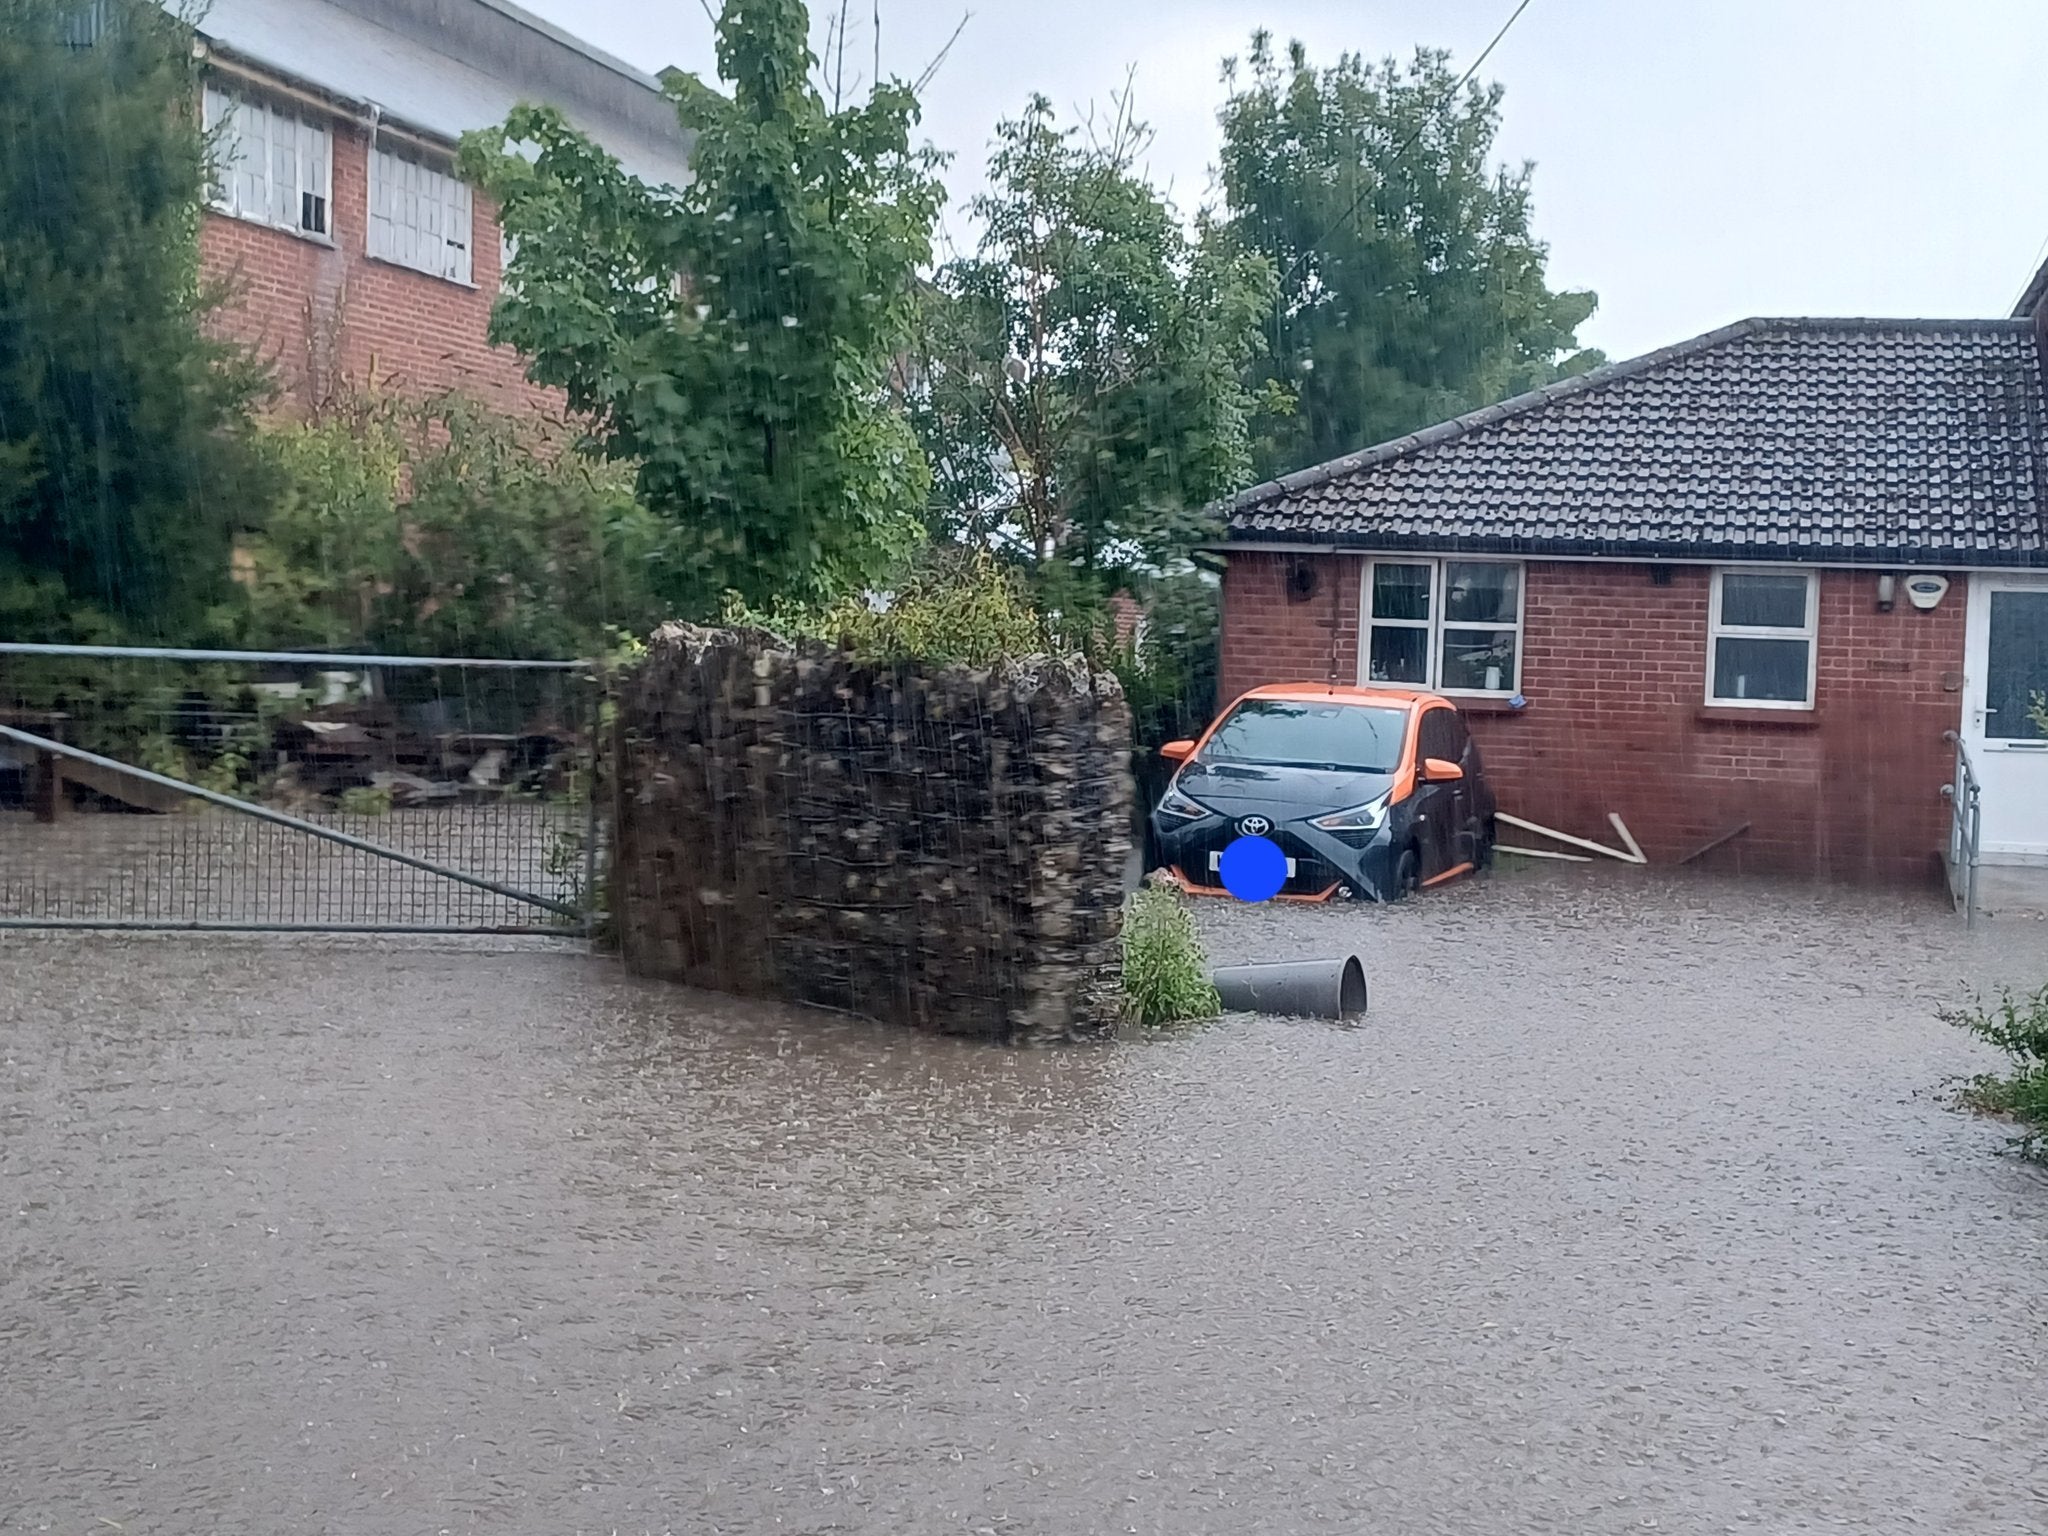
1939, 982, 2048, 1161
338, 785, 393, 818
1119, 880, 1222, 1028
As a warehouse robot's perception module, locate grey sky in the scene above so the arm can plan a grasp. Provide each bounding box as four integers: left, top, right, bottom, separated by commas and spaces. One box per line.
522, 0, 2048, 363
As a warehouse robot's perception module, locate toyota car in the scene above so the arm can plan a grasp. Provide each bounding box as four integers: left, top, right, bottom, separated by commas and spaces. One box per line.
1150, 684, 1497, 903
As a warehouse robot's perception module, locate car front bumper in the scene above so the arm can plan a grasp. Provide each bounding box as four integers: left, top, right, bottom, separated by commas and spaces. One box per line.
1149, 812, 1402, 903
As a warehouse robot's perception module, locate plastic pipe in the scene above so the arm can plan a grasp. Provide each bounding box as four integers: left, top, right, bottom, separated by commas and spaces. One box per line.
1211, 956, 1369, 1019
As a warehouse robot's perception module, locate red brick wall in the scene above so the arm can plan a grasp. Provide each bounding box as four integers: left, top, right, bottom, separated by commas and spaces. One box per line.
199, 115, 560, 421
1219, 552, 1365, 698
1221, 553, 1966, 885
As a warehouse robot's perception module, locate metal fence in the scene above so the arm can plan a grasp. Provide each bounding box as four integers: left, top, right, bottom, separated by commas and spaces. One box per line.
1942, 729, 1982, 929
0, 643, 602, 935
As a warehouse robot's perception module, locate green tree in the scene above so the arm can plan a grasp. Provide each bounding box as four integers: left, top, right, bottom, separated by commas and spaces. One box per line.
460, 0, 945, 618
0, 0, 273, 641
1217, 32, 1602, 477
240, 391, 667, 660
905, 95, 1275, 625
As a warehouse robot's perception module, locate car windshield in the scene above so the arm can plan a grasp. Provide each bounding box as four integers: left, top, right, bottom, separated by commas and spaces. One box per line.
1201, 699, 1407, 772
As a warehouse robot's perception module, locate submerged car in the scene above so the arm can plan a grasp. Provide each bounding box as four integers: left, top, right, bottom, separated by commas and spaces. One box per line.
1151, 684, 1497, 903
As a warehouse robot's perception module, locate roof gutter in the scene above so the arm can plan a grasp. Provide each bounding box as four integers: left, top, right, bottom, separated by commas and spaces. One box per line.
1202, 538, 2048, 571
198, 41, 455, 157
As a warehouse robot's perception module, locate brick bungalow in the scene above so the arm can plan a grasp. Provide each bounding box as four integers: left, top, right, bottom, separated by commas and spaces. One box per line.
1213, 292, 2048, 886
184, 0, 692, 416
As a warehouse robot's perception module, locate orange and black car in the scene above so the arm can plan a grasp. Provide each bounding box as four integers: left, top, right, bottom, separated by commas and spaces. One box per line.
1150, 684, 1497, 903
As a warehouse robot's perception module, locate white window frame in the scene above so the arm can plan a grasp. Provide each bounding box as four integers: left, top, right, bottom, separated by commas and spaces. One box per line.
1706, 566, 1819, 710
367, 141, 475, 286
202, 82, 333, 242
1359, 557, 1524, 697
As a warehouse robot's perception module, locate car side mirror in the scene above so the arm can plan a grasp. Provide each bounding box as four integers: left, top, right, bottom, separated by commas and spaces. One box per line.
1160, 739, 1196, 763
1422, 756, 1465, 783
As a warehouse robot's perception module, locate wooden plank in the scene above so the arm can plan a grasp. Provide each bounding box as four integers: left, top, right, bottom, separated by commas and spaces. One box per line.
1608, 813, 1646, 863
1497, 811, 1645, 864
1678, 822, 1751, 865
1495, 845, 1593, 863
53, 755, 191, 815
31, 749, 61, 824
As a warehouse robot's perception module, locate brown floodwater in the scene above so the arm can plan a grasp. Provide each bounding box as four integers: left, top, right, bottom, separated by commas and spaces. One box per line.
3, 868, 2046, 1534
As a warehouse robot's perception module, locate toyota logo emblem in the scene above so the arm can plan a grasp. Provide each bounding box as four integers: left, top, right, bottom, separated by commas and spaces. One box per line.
1237, 815, 1273, 838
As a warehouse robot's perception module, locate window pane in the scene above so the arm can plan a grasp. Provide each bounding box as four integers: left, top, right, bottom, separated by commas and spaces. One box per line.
1371, 564, 1431, 622
1985, 590, 2048, 741
1711, 637, 1810, 703
1719, 572, 1809, 629
1444, 562, 1519, 625
1368, 626, 1429, 684
1440, 629, 1518, 692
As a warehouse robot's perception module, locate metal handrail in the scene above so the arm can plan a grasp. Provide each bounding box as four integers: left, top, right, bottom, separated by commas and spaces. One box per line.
1941, 729, 1982, 929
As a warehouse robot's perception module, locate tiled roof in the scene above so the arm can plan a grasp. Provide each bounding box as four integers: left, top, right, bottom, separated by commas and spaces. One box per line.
1223, 318, 2048, 565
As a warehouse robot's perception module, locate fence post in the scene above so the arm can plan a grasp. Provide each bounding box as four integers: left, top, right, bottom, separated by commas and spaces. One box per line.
581, 663, 605, 941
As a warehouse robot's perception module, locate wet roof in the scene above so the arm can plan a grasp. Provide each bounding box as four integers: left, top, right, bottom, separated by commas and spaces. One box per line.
1224, 318, 2048, 566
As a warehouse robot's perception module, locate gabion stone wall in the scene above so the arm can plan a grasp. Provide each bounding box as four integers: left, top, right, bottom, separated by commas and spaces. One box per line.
613, 623, 1134, 1044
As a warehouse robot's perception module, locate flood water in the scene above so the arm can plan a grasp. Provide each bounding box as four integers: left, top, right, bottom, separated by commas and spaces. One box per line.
3, 869, 2046, 1534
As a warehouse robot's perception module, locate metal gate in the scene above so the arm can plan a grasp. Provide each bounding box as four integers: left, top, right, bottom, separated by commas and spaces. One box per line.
0, 643, 603, 935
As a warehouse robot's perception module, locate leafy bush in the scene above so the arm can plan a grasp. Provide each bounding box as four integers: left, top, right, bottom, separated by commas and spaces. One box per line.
240, 391, 668, 660
1119, 880, 1221, 1027
337, 785, 393, 818
1940, 983, 2048, 1160
721, 548, 1048, 667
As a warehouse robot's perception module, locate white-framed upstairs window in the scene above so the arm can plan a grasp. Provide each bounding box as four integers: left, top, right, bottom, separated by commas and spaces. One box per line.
1362, 558, 1523, 696
1707, 568, 1818, 709
368, 142, 474, 285
202, 83, 332, 240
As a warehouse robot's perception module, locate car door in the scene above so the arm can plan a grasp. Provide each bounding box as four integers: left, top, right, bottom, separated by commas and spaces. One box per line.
1412, 707, 1462, 880
1437, 708, 1481, 869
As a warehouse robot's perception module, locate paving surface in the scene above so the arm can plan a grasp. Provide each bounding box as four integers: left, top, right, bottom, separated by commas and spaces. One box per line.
3, 867, 2046, 1534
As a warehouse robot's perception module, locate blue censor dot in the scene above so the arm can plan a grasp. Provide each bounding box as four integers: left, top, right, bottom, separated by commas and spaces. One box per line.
1219, 835, 1288, 904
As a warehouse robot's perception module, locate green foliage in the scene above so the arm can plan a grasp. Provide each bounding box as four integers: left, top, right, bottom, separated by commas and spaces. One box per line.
1120, 880, 1221, 1027
460, 0, 945, 619
1112, 574, 1220, 752
338, 785, 393, 818
0, 0, 275, 641
1940, 984, 2048, 1161
1217, 32, 1603, 477
239, 393, 667, 659
2029, 690, 2047, 738
907, 95, 1274, 621
721, 547, 1047, 666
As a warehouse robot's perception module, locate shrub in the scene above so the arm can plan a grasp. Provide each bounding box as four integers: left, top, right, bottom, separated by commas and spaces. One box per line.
338, 785, 393, 818
1939, 982, 2048, 1160
241, 390, 668, 660
1119, 880, 1221, 1027
721, 548, 1048, 667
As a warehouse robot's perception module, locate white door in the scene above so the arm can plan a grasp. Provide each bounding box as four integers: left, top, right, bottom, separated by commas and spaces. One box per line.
1962, 574, 2048, 862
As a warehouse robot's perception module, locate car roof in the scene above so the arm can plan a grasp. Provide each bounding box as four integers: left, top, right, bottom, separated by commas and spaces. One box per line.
1237, 683, 1446, 709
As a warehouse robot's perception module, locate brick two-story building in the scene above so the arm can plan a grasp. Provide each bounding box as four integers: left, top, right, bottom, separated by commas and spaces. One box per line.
1213, 277, 2048, 888
187, 0, 692, 416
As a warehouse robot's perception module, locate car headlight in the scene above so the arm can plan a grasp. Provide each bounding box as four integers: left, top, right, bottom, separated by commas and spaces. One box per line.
1312, 793, 1391, 832
1156, 784, 1211, 821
